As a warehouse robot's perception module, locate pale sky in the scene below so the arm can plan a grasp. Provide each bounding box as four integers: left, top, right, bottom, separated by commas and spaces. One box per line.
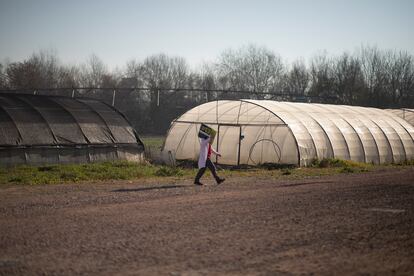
0, 0, 413, 70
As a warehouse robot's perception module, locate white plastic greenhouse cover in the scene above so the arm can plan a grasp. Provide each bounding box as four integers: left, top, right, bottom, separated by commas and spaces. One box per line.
163, 100, 414, 166
387, 109, 414, 127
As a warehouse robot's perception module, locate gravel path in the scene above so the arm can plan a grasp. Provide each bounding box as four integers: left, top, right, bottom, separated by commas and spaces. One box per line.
1, 168, 414, 275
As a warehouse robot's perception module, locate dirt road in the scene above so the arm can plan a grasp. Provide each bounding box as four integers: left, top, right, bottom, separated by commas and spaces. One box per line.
1, 168, 414, 275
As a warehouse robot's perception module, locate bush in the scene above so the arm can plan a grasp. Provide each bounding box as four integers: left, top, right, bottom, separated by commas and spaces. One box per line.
260, 163, 295, 170
310, 158, 366, 168
8, 176, 23, 183
38, 165, 59, 172
340, 166, 355, 173
60, 172, 80, 181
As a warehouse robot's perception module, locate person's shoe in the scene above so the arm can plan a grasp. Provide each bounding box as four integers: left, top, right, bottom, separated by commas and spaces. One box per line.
194, 181, 204, 186
216, 178, 225, 185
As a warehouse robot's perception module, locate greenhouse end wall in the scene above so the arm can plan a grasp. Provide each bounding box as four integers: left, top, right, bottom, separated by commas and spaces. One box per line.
165, 121, 298, 166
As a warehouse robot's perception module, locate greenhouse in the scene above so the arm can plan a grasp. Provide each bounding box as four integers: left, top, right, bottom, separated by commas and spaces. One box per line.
163, 100, 414, 166
387, 109, 414, 127
0, 93, 144, 166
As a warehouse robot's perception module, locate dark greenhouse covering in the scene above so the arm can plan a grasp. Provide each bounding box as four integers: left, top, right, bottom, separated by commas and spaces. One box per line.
0, 93, 144, 166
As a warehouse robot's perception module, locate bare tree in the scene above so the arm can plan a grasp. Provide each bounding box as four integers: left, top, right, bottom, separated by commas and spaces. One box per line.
331, 53, 365, 105
140, 53, 189, 133
193, 64, 218, 102
57, 65, 82, 88
79, 54, 108, 88
216, 44, 285, 99
125, 59, 145, 86
358, 46, 389, 107
6, 61, 36, 89
141, 54, 188, 89
284, 59, 310, 96
5, 49, 62, 89
37, 49, 61, 88
123, 59, 150, 105
3, 49, 82, 94
0, 62, 7, 88
383, 50, 414, 107
309, 52, 336, 102
1, 45, 413, 134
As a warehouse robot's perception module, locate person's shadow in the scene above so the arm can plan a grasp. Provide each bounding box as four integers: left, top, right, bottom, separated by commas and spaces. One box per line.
112, 185, 186, 193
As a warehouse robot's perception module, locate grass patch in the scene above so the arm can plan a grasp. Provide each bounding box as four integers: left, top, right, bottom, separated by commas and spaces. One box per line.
281, 168, 292, 175
0, 161, 189, 186
311, 158, 360, 168
340, 166, 355, 173
155, 166, 184, 177
308, 158, 372, 174
0, 158, 411, 186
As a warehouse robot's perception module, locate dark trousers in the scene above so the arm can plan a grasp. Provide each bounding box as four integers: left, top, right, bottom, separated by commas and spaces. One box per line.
195, 158, 220, 183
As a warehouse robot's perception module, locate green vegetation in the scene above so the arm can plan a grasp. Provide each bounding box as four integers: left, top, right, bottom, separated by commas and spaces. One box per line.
309, 158, 371, 173
0, 161, 191, 185
141, 136, 165, 150
0, 158, 412, 186
154, 166, 184, 177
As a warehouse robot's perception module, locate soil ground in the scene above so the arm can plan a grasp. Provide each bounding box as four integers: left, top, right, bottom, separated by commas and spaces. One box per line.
1, 168, 414, 275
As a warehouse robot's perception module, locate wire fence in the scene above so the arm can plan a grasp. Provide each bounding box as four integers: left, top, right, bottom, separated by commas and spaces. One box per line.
0, 87, 335, 135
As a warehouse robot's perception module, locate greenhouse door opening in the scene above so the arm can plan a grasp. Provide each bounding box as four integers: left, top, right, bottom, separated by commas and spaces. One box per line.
216, 125, 241, 166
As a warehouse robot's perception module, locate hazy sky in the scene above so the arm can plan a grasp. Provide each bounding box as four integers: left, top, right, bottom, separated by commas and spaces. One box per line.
0, 0, 413, 69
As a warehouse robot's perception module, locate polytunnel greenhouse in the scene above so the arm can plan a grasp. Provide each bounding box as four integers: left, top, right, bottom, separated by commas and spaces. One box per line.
163, 100, 414, 166
0, 93, 144, 166
387, 109, 414, 127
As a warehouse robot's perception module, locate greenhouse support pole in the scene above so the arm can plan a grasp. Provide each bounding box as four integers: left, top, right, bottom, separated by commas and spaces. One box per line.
216, 100, 218, 124
216, 125, 220, 164
237, 125, 241, 166
112, 89, 116, 106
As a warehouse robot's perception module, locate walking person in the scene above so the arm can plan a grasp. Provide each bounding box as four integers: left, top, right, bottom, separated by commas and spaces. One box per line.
194, 136, 225, 186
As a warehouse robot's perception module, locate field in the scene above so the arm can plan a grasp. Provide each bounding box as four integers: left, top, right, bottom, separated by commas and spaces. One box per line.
0, 165, 413, 275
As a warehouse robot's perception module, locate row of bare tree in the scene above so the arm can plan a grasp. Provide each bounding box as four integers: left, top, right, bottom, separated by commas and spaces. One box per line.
1, 45, 413, 133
